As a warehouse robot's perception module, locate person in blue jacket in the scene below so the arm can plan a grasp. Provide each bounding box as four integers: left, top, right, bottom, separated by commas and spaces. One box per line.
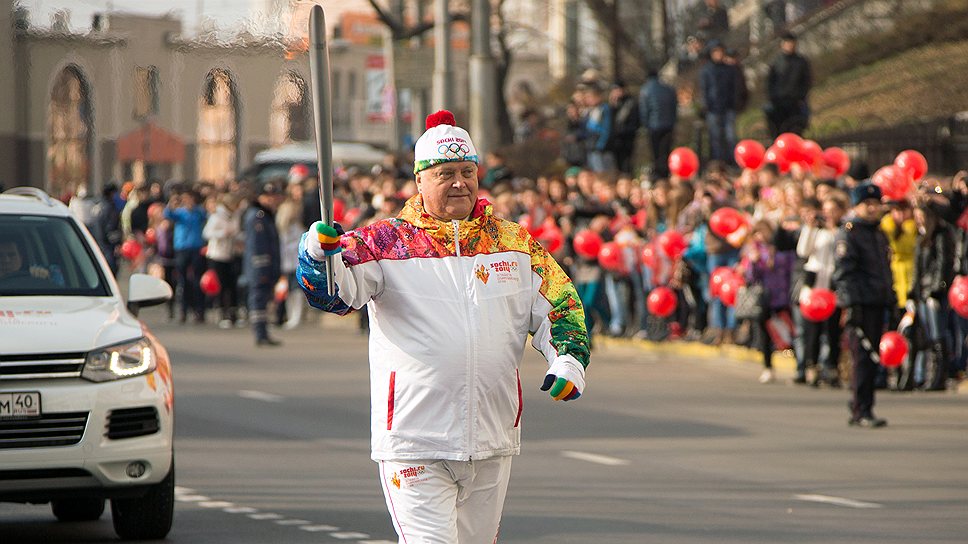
164, 189, 208, 323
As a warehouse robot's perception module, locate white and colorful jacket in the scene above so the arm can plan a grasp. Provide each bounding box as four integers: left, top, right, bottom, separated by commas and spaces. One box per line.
297, 195, 589, 462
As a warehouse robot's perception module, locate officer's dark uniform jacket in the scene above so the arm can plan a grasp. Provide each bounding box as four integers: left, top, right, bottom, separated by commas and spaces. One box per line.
832, 218, 896, 309
243, 202, 280, 288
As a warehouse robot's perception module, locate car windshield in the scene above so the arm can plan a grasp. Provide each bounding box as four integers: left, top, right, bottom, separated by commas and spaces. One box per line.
0, 214, 110, 296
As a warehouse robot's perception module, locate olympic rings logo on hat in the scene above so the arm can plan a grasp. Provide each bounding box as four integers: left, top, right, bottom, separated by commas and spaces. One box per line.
437, 143, 471, 159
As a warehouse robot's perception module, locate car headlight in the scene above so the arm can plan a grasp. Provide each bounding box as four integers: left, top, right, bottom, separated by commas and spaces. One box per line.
82, 337, 156, 382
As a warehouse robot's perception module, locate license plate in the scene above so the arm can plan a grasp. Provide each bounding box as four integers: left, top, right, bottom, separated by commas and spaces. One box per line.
0, 392, 41, 419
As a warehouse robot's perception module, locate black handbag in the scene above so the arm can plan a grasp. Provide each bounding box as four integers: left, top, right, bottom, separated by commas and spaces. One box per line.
734, 284, 767, 320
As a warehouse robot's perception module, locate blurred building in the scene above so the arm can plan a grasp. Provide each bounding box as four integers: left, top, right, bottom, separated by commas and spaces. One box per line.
0, 8, 393, 197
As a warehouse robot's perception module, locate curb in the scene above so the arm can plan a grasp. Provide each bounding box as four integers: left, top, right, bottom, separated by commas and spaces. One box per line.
597, 335, 797, 372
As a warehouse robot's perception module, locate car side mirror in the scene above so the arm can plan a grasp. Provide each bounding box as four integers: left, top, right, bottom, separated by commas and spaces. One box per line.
127, 273, 173, 317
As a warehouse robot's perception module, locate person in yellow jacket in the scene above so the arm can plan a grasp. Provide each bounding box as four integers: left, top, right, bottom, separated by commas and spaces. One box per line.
880, 200, 917, 311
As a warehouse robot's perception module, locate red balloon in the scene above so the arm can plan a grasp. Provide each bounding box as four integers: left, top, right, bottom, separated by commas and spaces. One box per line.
669, 147, 700, 178
333, 198, 346, 223
641, 243, 659, 271
200, 269, 221, 296
656, 230, 687, 260
709, 266, 734, 298
597, 242, 625, 273
894, 150, 928, 181
519, 215, 545, 238
800, 288, 838, 322
734, 140, 766, 170
764, 145, 792, 174
343, 207, 362, 226
709, 207, 746, 238
773, 133, 804, 162
573, 230, 603, 259
647, 287, 678, 318
799, 140, 823, 168
144, 228, 157, 245
872, 165, 913, 200
949, 275, 968, 318
879, 331, 908, 368
120, 239, 142, 260
823, 147, 851, 177
718, 276, 742, 307
538, 226, 563, 253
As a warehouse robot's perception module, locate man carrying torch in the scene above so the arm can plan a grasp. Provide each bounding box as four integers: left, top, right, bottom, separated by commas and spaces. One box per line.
296, 110, 590, 543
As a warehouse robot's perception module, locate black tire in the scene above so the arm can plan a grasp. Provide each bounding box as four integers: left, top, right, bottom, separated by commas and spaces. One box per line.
51, 498, 105, 522
111, 459, 174, 540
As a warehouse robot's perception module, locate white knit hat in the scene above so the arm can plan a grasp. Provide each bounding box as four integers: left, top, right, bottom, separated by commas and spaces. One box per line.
413, 110, 479, 174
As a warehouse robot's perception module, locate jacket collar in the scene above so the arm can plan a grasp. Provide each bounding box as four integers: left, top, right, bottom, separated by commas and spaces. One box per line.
398, 194, 492, 230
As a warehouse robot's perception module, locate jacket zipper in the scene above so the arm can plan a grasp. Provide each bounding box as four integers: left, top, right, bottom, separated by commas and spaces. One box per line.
453, 219, 475, 459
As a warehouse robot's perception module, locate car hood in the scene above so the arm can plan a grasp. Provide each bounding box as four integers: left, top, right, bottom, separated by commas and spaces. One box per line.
0, 297, 144, 355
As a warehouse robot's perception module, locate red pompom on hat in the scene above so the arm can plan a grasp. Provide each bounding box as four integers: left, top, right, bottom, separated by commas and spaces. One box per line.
426, 110, 456, 129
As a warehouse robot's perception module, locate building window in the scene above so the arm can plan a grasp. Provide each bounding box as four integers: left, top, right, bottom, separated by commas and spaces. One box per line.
48, 65, 93, 198
197, 68, 238, 183
134, 66, 160, 119
269, 71, 310, 146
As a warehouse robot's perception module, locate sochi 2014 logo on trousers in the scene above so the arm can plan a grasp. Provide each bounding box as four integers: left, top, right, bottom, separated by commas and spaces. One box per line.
390, 465, 427, 489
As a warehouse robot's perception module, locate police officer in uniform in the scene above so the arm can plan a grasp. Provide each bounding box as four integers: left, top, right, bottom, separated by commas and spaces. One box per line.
833, 182, 895, 427
244, 180, 285, 346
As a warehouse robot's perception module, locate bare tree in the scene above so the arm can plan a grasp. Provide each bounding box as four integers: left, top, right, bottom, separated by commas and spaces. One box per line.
582, 0, 670, 79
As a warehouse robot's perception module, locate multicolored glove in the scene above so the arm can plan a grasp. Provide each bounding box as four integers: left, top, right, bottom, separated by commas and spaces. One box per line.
306, 221, 344, 261
540, 356, 585, 401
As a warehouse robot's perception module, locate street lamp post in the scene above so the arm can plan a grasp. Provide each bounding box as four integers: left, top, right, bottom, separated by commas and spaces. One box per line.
469, 0, 496, 157
432, 0, 453, 110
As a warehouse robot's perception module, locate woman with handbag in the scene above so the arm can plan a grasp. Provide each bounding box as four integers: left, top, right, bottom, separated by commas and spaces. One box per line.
743, 221, 795, 383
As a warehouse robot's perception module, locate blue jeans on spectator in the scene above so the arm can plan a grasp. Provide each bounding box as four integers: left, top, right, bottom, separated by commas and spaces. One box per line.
575, 280, 601, 337
706, 110, 737, 164
915, 298, 949, 384
707, 250, 739, 330
587, 150, 616, 173
604, 273, 628, 336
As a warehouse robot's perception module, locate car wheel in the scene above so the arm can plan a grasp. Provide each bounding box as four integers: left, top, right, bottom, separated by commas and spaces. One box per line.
51, 498, 105, 522
111, 459, 174, 540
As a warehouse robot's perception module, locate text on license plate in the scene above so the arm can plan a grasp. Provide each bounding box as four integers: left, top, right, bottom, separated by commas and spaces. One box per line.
0, 392, 42, 419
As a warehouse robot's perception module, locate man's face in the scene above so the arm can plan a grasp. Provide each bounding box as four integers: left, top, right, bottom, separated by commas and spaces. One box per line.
855, 199, 884, 222
781, 39, 797, 54
417, 161, 479, 221
0, 242, 23, 278
710, 47, 724, 62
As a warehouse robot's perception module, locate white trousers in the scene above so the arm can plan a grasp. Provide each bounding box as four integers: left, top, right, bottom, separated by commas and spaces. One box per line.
378, 456, 513, 544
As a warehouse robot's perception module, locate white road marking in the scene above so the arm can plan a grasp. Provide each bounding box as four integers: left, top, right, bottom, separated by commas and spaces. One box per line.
174, 486, 195, 495
238, 389, 285, 402
300, 525, 341, 532
359, 541, 397, 544
275, 519, 311, 525
198, 500, 234, 508
561, 450, 630, 466
223, 506, 257, 514
794, 494, 883, 509
248, 512, 284, 520
175, 494, 211, 502
331, 532, 370, 539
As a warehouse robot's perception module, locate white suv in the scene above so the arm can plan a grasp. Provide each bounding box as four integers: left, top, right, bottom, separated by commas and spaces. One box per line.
0, 187, 175, 540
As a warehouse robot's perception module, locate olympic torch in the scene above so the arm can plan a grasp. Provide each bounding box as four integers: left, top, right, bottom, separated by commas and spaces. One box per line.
309, 4, 336, 294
